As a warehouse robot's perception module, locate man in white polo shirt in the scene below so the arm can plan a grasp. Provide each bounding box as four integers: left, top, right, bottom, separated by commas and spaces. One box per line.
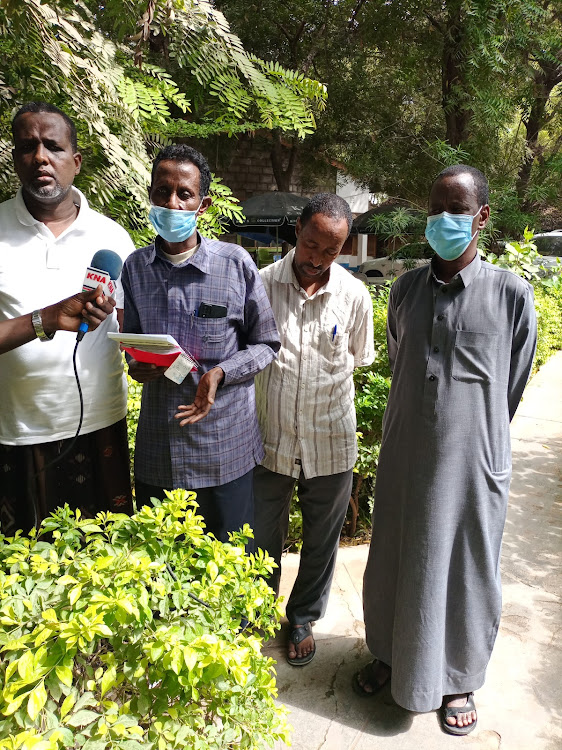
254, 193, 374, 665
0, 102, 135, 534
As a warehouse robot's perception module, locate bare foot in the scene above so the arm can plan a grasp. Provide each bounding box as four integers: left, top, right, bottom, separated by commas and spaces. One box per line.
287, 623, 315, 662
443, 693, 477, 729
355, 659, 391, 694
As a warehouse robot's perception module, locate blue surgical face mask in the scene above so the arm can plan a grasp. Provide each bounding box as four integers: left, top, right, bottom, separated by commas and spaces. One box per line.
149, 201, 202, 243
425, 207, 482, 261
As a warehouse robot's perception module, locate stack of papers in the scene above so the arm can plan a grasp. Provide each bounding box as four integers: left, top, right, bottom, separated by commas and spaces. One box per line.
107, 333, 198, 371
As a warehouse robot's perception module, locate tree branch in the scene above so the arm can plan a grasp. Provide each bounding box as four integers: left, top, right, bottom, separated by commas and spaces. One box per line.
348, 0, 367, 30
293, 19, 307, 47
425, 11, 444, 34
272, 21, 297, 46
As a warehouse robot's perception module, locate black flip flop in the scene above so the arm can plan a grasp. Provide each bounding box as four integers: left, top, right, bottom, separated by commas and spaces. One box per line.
287, 622, 316, 666
352, 659, 391, 697
440, 692, 477, 736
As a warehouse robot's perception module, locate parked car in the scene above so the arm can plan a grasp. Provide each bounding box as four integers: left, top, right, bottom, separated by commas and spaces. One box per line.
359, 242, 433, 281
532, 231, 562, 273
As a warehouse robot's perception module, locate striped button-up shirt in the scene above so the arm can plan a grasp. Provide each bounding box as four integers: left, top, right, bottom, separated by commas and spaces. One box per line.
255, 249, 374, 479
122, 235, 280, 489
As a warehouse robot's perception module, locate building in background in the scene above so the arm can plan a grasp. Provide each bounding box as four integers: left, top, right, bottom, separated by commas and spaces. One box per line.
200, 134, 382, 270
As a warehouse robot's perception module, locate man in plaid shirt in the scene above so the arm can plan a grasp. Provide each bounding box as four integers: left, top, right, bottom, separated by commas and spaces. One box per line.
122, 145, 280, 543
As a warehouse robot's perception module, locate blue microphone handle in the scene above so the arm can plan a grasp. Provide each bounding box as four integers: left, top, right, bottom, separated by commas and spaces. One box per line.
77, 319, 89, 342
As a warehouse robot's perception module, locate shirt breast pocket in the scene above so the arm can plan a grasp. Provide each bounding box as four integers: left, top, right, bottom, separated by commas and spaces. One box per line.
192, 317, 229, 362
320, 327, 349, 363
452, 331, 498, 383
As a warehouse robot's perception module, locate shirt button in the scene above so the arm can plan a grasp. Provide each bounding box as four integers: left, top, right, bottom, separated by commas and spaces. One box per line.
429, 375, 436, 381
437, 314, 444, 321
433, 346, 439, 353
441, 287, 448, 294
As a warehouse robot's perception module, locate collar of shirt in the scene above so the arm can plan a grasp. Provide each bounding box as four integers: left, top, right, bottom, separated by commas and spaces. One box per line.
426, 250, 482, 290
161, 242, 200, 265
15, 186, 91, 237
147, 233, 211, 273
271, 247, 343, 297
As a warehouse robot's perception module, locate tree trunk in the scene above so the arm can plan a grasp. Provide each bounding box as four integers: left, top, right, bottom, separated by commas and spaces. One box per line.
441, 1, 471, 147
516, 60, 562, 207
270, 132, 299, 192
346, 474, 363, 537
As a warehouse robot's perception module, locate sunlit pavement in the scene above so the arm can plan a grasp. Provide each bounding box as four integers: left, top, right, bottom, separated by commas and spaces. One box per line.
264, 351, 562, 750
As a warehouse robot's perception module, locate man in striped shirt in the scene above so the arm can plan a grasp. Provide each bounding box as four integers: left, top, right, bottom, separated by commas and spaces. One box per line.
254, 193, 374, 665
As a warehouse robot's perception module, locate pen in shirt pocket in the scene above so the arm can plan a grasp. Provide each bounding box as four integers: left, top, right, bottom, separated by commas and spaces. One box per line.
332, 325, 337, 341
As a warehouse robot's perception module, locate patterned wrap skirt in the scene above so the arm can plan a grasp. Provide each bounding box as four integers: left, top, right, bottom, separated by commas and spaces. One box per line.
0, 417, 132, 536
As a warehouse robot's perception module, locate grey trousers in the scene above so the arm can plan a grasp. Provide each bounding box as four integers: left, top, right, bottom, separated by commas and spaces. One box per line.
253, 465, 353, 625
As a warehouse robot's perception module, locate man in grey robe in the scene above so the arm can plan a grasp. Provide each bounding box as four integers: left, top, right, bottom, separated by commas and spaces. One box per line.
356, 165, 537, 736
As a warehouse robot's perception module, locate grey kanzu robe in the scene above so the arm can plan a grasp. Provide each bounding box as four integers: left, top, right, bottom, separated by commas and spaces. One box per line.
362, 254, 537, 712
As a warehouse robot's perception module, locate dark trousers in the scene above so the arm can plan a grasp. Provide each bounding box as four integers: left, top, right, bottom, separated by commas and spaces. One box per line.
253, 465, 353, 625
135, 469, 254, 550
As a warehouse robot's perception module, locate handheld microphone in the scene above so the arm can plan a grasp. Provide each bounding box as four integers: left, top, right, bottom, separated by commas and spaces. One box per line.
77, 249, 123, 341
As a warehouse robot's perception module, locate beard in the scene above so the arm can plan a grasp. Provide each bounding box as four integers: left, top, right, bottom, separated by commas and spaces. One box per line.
24, 181, 72, 204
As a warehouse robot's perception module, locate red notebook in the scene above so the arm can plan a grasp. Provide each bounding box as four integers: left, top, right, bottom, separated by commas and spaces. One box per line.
120, 346, 182, 367
107, 333, 198, 372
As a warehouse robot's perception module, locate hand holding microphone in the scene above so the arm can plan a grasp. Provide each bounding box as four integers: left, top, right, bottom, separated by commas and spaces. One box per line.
0, 287, 116, 356
77, 249, 123, 341
42, 286, 116, 335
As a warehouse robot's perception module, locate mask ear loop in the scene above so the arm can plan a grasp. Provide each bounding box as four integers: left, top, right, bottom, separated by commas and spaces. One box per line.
471, 205, 484, 243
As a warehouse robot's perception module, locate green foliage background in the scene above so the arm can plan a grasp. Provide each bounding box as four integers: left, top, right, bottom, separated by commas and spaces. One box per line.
0, 0, 326, 241
218, 0, 562, 235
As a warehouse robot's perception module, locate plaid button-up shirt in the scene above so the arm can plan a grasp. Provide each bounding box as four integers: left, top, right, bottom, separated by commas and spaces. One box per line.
122, 235, 280, 489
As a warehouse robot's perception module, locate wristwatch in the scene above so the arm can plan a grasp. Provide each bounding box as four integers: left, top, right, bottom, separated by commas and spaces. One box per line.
31, 309, 55, 341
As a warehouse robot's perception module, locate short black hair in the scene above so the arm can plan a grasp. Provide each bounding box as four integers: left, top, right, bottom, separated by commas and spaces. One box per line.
151, 144, 212, 198
433, 164, 489, 206
300, 193, 353, 237
12, 102, 78, 152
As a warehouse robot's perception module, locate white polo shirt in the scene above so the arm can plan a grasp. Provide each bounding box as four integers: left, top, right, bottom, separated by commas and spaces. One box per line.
0, 187, 135, 445
255, 249, 375, 479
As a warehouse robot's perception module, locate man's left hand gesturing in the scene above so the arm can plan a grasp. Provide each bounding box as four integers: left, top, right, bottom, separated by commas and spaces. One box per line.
174, 367, 225, 426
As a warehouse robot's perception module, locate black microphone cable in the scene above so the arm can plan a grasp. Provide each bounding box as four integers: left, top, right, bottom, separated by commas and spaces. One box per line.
35, 337, 84, 477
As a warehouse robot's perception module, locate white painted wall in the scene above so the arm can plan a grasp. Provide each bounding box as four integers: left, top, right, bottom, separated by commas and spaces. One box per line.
336, 173, 370, 214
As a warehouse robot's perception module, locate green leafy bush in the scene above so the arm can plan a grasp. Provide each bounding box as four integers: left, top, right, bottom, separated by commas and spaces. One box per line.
484, 227, 562, 372
365, 284, 392, 380
483, 226, 560, 283
0, 492, 289, 750
342, 284, 392, 536
534, 283, 562, 372
125, 363, 142, 473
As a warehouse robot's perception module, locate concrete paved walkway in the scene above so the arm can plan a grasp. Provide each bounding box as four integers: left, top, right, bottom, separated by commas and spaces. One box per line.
264, 351, 562, 749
